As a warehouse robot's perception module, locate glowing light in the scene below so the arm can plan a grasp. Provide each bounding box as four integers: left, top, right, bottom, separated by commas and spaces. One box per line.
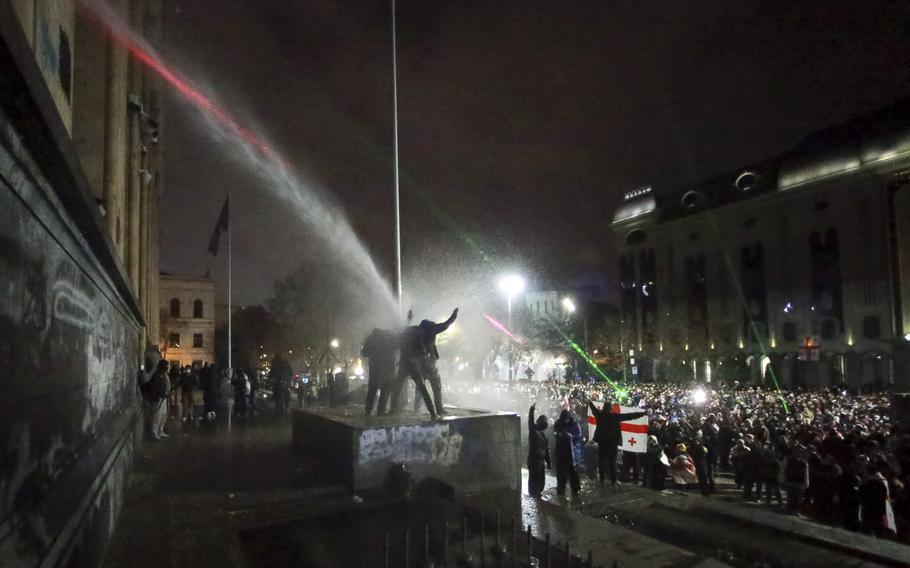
847, 335, 854, 346
905, 334, 910, 342
333, 366, 342, 374
482, 313, 521, 342
562, 297, 577, 313
354, 365, 364, 377
330, 339, 340, 348
498, 274, 526, 297
692, 387, 707, 406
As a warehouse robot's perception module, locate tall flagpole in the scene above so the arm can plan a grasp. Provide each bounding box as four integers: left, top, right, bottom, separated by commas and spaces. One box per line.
227, 191, 232, 373
392, 0, 402, 313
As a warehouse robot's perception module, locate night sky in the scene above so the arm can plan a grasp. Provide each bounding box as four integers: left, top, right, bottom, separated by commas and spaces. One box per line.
158, 0, 910, 306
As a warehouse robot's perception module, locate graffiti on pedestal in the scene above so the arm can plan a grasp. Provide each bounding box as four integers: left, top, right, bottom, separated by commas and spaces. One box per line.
358, 423, 463, 467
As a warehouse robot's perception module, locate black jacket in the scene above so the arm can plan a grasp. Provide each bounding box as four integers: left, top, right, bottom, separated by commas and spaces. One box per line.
588, 402, 647, 447
417, 311, 457, 360
528, 408, 551, 467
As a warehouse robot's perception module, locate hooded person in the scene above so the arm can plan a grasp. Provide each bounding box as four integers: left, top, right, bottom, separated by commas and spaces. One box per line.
527, 404, 551, 497
391, 322, 437, 418
415, 308, 458, 416
361, 328, 399, 416
554, 409, 582, 495
588, 401, 647, 487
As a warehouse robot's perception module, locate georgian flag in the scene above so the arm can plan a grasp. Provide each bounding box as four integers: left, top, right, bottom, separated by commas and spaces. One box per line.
587, 402, 648, 453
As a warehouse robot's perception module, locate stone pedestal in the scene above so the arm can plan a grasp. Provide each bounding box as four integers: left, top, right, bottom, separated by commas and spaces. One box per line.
292, 406, 521, 494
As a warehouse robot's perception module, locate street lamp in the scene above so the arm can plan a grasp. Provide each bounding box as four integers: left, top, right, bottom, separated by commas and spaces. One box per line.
498, 274, 526, 381
330, 338, 340, 348
561, 297, 576, 313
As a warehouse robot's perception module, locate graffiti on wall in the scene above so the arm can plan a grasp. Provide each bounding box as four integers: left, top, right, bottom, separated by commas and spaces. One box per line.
0, 116, 138, 564
358, 423, 463, 467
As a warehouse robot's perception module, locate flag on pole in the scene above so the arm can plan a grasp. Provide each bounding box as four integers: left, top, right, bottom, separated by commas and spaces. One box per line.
208, 197, 229, 256
587, 401, 648, 453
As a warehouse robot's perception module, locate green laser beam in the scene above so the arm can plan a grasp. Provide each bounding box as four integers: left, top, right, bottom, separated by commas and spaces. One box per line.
704, 212, 790, 414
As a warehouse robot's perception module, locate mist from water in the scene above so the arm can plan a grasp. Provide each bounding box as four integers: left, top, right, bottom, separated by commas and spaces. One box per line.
79, 0, 401, 329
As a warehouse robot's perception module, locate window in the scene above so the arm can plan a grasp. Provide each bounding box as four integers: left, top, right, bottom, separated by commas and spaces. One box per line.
193, 299, 203, 318
58, 27, 72, 101
863, 316, 881, 340
170, 298, 180, 318
782, 321, 797, 343
625, 229, 647, 246
193, 333, 203, 348
168, 333, 180, 348
820, 318, 838, 341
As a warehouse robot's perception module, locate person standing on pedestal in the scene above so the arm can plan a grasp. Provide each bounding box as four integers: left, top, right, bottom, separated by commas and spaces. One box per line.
416, 308, 458, 416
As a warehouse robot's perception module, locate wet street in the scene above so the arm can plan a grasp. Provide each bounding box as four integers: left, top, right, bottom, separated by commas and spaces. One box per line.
103, 411, 907, 568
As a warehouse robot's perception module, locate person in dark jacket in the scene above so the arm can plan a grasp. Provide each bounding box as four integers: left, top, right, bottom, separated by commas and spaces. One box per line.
760, 448, 783, 506
201, 362, 218, 418
416, 308, 458, 416
527, 404, 551, 497
782, 446, 810, 515
554, 409, 582, 495
391, 325, 437, 418
361, 328, 398, 416
701, 414, 719, 491
641, 435, 669, 490
588, 402, 647, 487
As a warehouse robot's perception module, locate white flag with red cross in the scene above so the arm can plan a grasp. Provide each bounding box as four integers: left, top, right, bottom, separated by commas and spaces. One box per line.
587, 402, 648, 453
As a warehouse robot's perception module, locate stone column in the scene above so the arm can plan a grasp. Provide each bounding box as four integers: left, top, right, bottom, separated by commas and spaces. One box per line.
126, 0, 144, 293
102, 0, 129, 259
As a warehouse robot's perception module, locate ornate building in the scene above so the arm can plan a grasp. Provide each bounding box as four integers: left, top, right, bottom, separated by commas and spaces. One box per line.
612, 100, 910, 390
1, 2, 164, 566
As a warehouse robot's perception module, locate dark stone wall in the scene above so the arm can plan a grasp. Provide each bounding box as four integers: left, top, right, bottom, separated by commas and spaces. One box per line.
0, 102, 141, 566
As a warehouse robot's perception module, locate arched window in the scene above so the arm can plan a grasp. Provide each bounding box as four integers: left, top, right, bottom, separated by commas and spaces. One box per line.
169, 298, 180, 318
193, 299, 203, 318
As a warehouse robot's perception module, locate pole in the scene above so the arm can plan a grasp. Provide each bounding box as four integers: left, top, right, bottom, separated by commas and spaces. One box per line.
507, 293, 513, 382
227, 192, 232, 373
391, 0, 403, 313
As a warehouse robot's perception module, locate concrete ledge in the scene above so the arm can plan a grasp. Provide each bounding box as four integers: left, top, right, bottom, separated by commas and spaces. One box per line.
694, 497, 910, 567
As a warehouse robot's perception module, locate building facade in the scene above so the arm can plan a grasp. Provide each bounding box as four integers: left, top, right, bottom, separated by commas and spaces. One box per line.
0, 1, 164, 566
159, 274, 216, 368
612, 100, 910, 390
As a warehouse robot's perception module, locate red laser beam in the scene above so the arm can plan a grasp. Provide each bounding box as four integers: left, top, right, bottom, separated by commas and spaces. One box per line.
482, 313, 521, 343
77, 1, 287, 168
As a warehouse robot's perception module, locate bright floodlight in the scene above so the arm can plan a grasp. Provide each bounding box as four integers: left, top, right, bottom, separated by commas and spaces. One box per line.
498, 274, 526, 297
692, 387, 707, 406
330, 339, 340, 348
562, 297, 577, 313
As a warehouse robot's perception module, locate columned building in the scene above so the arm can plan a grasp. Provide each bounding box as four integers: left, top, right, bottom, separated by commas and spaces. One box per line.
1, 2, 165, 566
612, 100, 910, 390
159, 274, 216, 368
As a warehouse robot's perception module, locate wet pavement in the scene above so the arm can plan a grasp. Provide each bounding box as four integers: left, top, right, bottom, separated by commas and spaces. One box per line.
104, 411, 907, 567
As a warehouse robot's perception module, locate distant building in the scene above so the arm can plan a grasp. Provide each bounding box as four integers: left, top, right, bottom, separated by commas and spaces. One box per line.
160, 274, 216, 368
524, 291, 560, 320
612, 100, 910, 389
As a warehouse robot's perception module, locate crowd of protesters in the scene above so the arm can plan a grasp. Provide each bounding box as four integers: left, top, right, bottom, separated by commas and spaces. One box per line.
449, 378, 908, 541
